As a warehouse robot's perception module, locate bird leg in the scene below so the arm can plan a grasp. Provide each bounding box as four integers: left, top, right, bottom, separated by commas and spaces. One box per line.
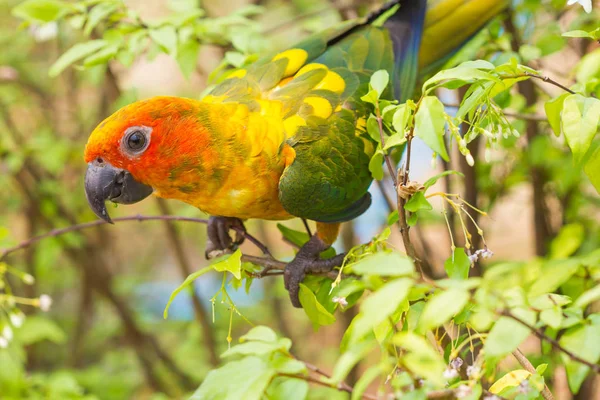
205, 216, 246, 259
284, 234, 345, 308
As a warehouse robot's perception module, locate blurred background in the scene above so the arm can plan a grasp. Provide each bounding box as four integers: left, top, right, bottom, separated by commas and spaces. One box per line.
0, 0, 599, 399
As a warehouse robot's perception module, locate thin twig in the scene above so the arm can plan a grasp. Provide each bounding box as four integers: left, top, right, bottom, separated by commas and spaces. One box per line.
301, 219, 313, 237
504, 310, 600, 374
512, 348, 554, 400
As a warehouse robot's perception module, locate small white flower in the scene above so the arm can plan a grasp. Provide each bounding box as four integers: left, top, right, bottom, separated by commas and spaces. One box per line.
22, 274, 35, 285
466, 365, 481, 378
2, 326, 13, 341
332, 296, 348, 307
478, 248, 494, 260
28, 22, 58, 42
468, 253, 478, 264
0, 336, 8, 348
567, 0, 592, 13
466, 153, 475, 167
9, 312, 25, 328
456, 385, 472, 399
443, 368, 459, 379
484, 396, 501, 400
38, 294, 52, 312
450, 357, 464, 370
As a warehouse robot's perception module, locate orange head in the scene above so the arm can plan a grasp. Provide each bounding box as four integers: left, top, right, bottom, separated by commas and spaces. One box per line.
83, 96, 215, 222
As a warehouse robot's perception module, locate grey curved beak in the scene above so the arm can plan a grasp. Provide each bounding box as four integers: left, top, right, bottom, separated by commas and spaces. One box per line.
84, 161, 153, 223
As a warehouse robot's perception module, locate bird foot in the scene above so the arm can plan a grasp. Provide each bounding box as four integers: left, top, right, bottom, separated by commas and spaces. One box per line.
205, 216, 246, 259
284, 234, 345, 308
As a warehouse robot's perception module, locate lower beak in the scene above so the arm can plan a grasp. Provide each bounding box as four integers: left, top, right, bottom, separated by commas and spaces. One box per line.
84, 161, 153, 223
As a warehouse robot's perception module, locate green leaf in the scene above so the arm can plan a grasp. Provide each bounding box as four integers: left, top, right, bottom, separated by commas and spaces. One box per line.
423, 170, 463, 189
222, 339, 291, 358
383, 132, 407, 151
549, 223, 584, 259
559, 323, 600, 394
576, 48, 600, 83
350, 278, 413, 342
49, 40, 108, 77
266, 378, 308, 400
299, 284, 336, 329
277, 224, 310, 247
177, 39, 199, 79
563, 28, 600, 40
350, 252, 414, 276
584, 144, 600, 194
16, 316, 66, 345
392, 104, 410, 135
366, 115, 381, 143
84, 2, 119, 36
444, 248, 470, 280
164, 265, 213, 318
544, 93, 569, 137
417, 288, 470, 333
393, 332, 446, 386
404, 191, 432, 212
370, 70, 389, 98
540, 307, 563, 329
368, 150, 384, 180
191, 356, 275, 400
149, 25, 178, 55
489, 370, 531, 394
351, 366, 381, 400
330, 340, 376, 384
360, 89, 378, 105
575, 285, 600, 309
83, 42, 120, 67
561, 94, 600, 165
423, 62, 498, 93
240, 326, 278, 343
12, 0, 72, 23
414, 96, 449, 161
529, 259, 581, 296
484, 308, 536, 358
213, 249, 242, 279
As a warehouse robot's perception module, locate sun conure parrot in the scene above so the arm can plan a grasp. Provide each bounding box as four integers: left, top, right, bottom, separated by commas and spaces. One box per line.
84, 0, 507, 307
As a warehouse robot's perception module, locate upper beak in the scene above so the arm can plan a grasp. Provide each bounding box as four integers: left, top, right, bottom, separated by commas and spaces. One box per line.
84, 160, 153, 223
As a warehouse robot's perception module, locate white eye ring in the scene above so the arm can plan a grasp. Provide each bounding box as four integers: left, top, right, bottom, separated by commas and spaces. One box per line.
121, 126, 152, 157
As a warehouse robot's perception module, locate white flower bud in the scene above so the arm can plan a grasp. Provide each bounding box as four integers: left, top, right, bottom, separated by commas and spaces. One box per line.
466, 153, 475, 167
332, 296, 348, 307
9, 312, 25, 328
443, 368, 459, 379
22, 274, 35, 285
0, 337, 8, 348
2, 326, 12, 341
456, 385, 472, 399
39, 294, 52, 312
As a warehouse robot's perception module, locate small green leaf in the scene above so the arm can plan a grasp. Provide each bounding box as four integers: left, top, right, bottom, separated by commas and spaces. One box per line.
360, 89, 378, 105
484, 308, 536, 358
213, 249, 242, 279
540, 307, 563, 329
414, 96, 449, 161
417, 288, 470, 333
240, 326, 278, 343
444, 248, 470, 280
16, 316, 66, 345
330, 340, 376, 384
561, 94, 600, 165
222, 339, 291, 358
177, 39, 199, 79
368, 150, 384, 180
544, 93, 569, 136
423, 170, 464, 189
559, 323, 600, 394
276, 223, 309, 247
350, 252, 415, 276
164, 265, 213, 318
529, 259, 581, 296
84, 2, 119, 36
49, 40, 108, 77
12, 0, 72, 23
149, 25, 178, 55
392, 104, 410, 134
393, 332, 446, 386
574, 285, 600, 309
549, 223, 584, 259
351, 366, 381, 400
370, 70, 389, 98
387, 210, 399, 225
404, 192, 432, 212
299, 284, 336, 329
191, 356, 275, 400
83, 42, 120, 67
584, 144, 600, 194
366, 115, 381, 143
350, 278, 413, 342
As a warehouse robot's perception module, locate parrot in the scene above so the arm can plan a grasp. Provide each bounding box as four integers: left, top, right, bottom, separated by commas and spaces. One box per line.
84, 0, 508, 308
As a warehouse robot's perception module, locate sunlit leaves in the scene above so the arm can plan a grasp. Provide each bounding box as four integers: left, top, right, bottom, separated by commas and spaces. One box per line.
559, 321, 600, 393
414, 96, 449, 161
49, 40, 108, 77
12, 0, 72, 24
349, 252, 414, 276
299, 284, 336, 330
484, 309, 536, 358
561, 94, 600, 165
417, 288, 470, 333
393, 332, 446, 386
444, 248, 470, 280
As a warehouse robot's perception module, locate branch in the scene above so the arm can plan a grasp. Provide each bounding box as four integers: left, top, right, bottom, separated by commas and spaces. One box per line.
504, 310, 600, 374
512, 348, 555, 400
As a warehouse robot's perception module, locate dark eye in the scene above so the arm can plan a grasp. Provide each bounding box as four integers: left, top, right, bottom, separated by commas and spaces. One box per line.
127, 131, 146, 151
122, 126, 151, 156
